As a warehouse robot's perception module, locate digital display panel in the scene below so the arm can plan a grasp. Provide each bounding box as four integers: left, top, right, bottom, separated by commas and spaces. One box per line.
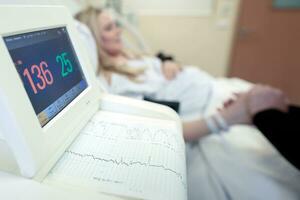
4, 27, 88, 127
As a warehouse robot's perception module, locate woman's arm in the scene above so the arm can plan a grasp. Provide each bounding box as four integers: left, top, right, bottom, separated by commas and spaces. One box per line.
183, 119, 210, 142
181, 85, 289, 142
183, 92, 252, 142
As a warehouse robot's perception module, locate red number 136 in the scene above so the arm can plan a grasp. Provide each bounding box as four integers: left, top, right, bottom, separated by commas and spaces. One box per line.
23, 61, 54, 94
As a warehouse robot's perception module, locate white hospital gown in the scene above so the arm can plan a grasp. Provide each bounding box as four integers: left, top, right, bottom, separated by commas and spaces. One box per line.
98, 56, 216, 121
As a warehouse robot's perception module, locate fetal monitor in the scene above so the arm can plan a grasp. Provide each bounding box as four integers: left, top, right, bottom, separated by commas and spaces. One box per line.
0, 5, 187, 200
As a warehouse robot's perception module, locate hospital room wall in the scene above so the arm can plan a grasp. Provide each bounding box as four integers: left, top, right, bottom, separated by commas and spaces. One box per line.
4, 0, 240, 77
136, 0, 241, 77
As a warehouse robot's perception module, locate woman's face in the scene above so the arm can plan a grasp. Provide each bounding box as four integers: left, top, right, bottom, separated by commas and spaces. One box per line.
97, 11, 123, 56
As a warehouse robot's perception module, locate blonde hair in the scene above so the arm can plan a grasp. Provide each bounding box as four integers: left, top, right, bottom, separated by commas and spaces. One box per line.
75, 7, 145, 78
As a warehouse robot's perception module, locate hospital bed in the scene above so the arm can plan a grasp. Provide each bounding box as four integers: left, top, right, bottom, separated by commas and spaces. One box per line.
75, 15, 300, 199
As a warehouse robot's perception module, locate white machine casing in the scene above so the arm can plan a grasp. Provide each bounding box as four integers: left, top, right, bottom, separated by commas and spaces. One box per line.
0, 6, 101, 180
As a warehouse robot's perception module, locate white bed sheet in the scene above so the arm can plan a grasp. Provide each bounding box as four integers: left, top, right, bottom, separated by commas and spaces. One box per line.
186, 78, 300, 200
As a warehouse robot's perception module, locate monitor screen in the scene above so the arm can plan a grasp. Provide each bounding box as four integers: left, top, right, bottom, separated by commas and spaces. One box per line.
4, 27, 88, 127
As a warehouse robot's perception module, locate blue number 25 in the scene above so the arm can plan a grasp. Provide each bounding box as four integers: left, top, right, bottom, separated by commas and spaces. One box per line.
56, 52, 73, 77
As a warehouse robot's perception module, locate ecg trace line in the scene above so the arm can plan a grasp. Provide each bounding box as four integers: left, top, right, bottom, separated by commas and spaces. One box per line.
65, 150, 186, 188
81, 122, 183, 151
79, 132, 182, 154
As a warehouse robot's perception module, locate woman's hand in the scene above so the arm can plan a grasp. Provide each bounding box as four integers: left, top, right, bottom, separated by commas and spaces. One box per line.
219, 92, 252, 126
161, 61, 181, 80
219, 85, 289, 126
